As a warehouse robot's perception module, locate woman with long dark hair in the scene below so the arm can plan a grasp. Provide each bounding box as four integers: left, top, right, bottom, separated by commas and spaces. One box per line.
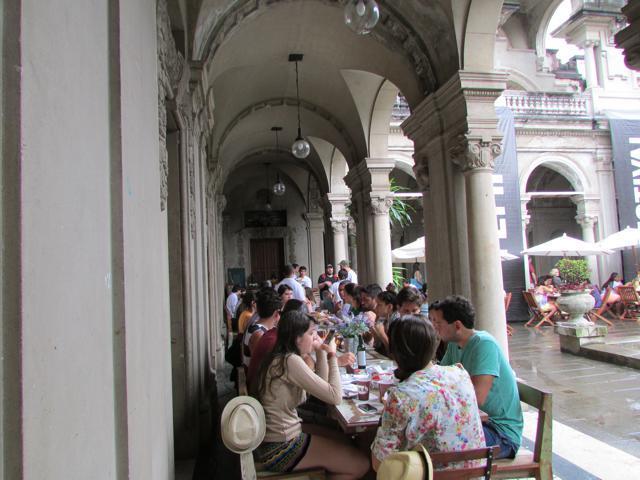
371, 316, 485, 472
254, 311, 369, 479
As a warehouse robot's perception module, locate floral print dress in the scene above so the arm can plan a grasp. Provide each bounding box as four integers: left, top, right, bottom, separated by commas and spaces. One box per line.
371, 364, 485, 467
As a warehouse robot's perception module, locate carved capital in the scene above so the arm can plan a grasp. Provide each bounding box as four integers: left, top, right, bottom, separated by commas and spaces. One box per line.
575, 214, 598, 229
449, 134, 501, 172
330, 218, 349, 234
370, 195, 394, 216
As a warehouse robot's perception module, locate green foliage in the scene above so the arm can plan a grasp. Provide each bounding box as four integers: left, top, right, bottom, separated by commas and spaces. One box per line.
554, 258, 591, 285
392, 266, 406, 290
389, 178, 415, 228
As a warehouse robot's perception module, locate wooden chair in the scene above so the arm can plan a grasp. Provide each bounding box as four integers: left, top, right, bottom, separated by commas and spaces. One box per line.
494, 380, 552, 480
504, 292, 514, 336
430, 446, 499, 479
616, 285, 640, 320
311, 287, 321, 306
522, 291, 556, 328
586, 287, 613, 326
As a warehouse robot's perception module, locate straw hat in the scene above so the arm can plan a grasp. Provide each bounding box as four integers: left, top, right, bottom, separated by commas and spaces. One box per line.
220, 396, 266, 454
377, 444, 433, 480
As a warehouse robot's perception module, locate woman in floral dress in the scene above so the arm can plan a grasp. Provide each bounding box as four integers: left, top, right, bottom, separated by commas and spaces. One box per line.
371, 315, 485, 471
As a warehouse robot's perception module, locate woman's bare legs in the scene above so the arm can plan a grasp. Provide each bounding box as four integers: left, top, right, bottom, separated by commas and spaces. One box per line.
296, 425, 370, 480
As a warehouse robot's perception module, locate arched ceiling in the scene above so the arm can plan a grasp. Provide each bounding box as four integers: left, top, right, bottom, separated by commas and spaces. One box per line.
189, 0, 460, 193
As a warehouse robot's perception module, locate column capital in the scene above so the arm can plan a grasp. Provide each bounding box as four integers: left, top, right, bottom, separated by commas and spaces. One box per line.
575, 214, 598, 228
330, 217, 349, 233
370, 195, 394, 216
449, 134, 502, 172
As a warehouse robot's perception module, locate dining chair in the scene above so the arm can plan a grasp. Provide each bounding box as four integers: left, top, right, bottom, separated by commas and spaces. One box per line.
522, 291, 556, 328
504, 292, 514, 336
616, 285, 640, 320
586, 287, 614, 326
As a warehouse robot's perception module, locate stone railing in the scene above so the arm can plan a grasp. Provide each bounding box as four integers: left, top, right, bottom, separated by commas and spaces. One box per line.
504, 91, 591, 117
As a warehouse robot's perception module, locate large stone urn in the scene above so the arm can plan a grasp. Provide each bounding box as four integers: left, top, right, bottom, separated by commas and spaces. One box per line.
555, 290, 595, 326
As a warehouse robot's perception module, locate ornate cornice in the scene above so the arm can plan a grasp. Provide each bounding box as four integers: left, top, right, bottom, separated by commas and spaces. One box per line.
515, 127, 609, 137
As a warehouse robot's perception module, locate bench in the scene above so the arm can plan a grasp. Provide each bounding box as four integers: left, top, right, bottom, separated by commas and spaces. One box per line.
494, 379, 552, 480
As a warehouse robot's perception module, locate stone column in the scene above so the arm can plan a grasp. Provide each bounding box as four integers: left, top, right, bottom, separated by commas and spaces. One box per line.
348, 217, 358, 273
583, 41, 601, 89
576, 213, 600, 286
521, 199, 533, 290
370, 195, 395, 287
330, 218, 349, 266
327, 192, 351, 265
452, 135, 508, 356
304, 212, 326, 283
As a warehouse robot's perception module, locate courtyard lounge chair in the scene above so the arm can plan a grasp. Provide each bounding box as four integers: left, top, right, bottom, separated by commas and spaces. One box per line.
616, 285, 640, 320
523, 291, 556, 328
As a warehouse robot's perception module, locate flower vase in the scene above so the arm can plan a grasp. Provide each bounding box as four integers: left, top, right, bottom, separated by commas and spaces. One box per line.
344, 336, 357, 354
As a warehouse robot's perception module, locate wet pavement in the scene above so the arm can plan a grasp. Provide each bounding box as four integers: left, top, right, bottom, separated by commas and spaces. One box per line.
509, 321, 640, 466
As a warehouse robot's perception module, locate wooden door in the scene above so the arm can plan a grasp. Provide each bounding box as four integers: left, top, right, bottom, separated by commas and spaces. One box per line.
250, 238, 284, 282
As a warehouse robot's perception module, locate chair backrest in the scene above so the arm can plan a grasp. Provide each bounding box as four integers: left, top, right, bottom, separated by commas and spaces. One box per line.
430, 446, 499, 480
617, 285, 639, 304
312, 287, 321, 305
516, 380, 552, 469
522, 291, 539, 310
504, 292, 513, 312
600, 286, 611, 305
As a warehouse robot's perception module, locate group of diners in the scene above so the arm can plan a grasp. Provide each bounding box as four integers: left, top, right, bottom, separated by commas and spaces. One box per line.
533, 267, 640, 319
228, 268, 522, 479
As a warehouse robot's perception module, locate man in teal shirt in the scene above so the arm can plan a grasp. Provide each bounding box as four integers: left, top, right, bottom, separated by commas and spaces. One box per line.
430, 295, 522, 459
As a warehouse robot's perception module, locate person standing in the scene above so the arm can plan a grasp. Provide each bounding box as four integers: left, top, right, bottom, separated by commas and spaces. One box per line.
430, 295, 523, 460
297, 266, 312, 289
225, 285, 240, 321
276, 264, 306, 301
338, 259, 358, 285
317, 264, 338, 295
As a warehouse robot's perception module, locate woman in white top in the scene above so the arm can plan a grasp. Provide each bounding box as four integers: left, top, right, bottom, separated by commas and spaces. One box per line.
254, 311, 369, 479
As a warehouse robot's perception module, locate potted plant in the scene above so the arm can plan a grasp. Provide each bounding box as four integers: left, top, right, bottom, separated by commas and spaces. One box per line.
554, 258, 594, 326
336, 315, 370, 353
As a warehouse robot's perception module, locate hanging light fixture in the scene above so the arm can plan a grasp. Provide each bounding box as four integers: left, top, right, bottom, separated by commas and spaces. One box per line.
289, 53, 310, 159
344, 0, 380, 35
271, 126, 286, 196
264, 163, 272, 210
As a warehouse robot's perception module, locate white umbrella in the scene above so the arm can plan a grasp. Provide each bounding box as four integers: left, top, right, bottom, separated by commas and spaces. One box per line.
522, 233, 613, 257
598, 226, 640, 267
500, 250, 519, 261
392, 236, 425, 263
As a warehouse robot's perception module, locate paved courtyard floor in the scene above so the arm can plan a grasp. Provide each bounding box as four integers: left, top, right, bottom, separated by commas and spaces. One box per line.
509, 321, 640, 479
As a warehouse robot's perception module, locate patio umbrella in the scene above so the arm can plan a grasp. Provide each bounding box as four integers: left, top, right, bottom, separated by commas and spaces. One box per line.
597, 226, 640, 267
392, 236, 425, 263
522, 233, 613, 257
500, 250, 519, 261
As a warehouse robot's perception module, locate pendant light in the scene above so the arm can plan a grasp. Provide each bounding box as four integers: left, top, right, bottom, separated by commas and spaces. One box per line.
271, 126, 286, 196
264, 163, 272, 210
344, 0, 380, 35
289, 53, 310, 159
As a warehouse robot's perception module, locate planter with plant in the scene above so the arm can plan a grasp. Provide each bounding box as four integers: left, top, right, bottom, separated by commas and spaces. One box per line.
554, 258, 594, 326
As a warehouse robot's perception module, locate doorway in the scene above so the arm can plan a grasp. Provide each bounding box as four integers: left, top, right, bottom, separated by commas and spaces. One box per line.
251, 238, 284, 282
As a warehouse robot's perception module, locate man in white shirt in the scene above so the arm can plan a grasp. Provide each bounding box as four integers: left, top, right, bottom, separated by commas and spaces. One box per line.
225, 285, 240, 320
339, 259, 358, 285
297, 266, 312, 289
276, 264, 306, 301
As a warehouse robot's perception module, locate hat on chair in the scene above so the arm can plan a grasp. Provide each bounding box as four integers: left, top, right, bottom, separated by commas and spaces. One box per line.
377, 444, 433, 480
220, 396, 266, 454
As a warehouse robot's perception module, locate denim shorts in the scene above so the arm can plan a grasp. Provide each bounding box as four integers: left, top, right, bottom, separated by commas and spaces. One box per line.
482, 423, 519, 459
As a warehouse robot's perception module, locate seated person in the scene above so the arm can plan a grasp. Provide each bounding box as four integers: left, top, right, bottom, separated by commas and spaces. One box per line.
243, 288, 282, 368
372, 291, 399, 355
371, 315, 485, 471
319, 289, 335, 313
396, 287, 423, 315
601, 272, 622, 306
430, 295, 523, 459
253, 311, 369, 478
534, 275, 559, 314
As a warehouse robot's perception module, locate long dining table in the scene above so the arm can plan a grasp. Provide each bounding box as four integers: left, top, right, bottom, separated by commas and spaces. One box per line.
327, 348, 489, 435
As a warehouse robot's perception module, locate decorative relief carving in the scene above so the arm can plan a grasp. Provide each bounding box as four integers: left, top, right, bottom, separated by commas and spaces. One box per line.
413, 160, 429, 192
448, 135, 501, 172
330, 218, 349, 234
158, 86, 169, 211
370, 195, 394, 216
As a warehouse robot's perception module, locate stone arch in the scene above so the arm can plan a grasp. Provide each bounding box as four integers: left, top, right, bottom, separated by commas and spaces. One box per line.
212, 97, 359, 170
502, 67, 543, 92
520, 154, 590, 194
535, 0, 567, 58
369, 79, 401, 158
461, 0, 505, 71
